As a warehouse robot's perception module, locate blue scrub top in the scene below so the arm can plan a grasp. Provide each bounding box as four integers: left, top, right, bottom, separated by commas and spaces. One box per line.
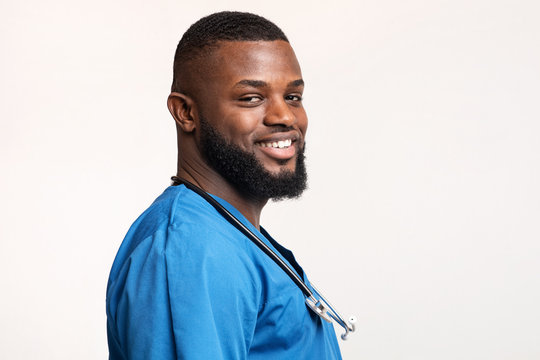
106, 185, 342, 359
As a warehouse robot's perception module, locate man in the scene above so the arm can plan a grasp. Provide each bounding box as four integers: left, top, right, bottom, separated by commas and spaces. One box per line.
106, 11, 342, 359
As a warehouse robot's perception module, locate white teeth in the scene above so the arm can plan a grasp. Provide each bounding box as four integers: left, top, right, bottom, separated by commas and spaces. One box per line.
258, 139, 293, 148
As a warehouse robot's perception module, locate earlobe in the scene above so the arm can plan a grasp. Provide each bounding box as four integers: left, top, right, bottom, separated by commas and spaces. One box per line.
167, 92, 197, 133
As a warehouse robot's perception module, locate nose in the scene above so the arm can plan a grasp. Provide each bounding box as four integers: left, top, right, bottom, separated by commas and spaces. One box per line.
263, 97, 296, 127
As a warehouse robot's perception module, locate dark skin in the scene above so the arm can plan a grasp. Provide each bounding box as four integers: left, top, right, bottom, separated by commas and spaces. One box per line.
167, 40, 307, 229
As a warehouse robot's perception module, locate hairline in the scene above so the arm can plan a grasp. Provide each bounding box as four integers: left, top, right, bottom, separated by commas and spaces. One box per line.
174, 39, 292, 97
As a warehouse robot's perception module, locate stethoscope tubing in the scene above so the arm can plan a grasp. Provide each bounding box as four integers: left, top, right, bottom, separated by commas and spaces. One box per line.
171, 177, 355, 340
172, 177, 314, 299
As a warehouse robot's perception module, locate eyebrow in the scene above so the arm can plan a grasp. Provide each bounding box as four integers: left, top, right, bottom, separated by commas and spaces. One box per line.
233, 79, 305, 88
234, 80, 267, 88
288, 79, 304, 87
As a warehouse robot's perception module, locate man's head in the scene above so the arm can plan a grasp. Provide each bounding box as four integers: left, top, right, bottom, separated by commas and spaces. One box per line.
168, 12, 308, 200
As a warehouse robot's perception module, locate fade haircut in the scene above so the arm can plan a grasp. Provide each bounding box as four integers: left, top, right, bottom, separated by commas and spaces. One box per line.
171, 11, 289, 92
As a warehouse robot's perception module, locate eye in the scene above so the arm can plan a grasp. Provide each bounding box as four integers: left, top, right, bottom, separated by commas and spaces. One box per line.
285, 94, 303, 102
238, 96, 263, 104
285, 94, 303, 101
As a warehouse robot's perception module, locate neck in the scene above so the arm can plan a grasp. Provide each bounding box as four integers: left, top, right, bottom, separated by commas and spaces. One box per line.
175, 165, 268, 229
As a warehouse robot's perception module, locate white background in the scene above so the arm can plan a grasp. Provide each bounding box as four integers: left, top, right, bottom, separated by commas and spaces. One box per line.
1, 0, 539, 359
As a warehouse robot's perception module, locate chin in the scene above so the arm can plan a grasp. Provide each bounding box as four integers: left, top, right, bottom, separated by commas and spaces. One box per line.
264, 164, 295, 176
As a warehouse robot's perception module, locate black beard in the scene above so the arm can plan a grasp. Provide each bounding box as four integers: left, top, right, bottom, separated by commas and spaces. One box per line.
199, 118, 308, 200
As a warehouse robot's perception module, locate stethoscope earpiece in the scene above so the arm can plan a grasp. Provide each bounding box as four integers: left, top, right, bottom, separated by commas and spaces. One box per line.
341, 316, 357, 340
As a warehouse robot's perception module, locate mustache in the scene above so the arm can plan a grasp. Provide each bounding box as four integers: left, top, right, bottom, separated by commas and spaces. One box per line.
266, 126, 296, 134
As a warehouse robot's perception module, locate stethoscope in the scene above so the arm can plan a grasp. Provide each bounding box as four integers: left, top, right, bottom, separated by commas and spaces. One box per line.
171, 176, 357, 340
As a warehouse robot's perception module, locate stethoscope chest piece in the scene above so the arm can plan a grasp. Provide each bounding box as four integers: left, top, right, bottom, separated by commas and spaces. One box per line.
305, 284, 357, 340
305, 296, 333, 323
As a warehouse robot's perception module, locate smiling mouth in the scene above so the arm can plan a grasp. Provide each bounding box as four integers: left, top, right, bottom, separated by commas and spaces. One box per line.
255, 138, 297, 162
256, 139, 293, 149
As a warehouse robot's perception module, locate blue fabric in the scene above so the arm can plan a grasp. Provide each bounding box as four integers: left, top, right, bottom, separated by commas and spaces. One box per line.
106, 185, 342, 359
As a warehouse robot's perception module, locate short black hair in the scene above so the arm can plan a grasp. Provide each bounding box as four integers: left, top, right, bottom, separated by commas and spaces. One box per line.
171, 11, 289, 92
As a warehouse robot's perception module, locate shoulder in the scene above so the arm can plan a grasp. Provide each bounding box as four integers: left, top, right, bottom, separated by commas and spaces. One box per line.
114, 185, 239, 255
108, 185, 262, 291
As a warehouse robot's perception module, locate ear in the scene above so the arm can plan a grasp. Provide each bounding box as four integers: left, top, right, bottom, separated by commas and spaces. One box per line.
167, 92, 197, 133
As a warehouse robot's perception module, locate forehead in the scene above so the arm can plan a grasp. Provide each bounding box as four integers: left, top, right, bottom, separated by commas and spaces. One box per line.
197, 40, 302, 88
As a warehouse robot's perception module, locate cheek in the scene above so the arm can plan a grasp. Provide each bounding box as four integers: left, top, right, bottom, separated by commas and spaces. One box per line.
215, 111, 262, 145
201, 103, 252, 134
295, 109, 308, 134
